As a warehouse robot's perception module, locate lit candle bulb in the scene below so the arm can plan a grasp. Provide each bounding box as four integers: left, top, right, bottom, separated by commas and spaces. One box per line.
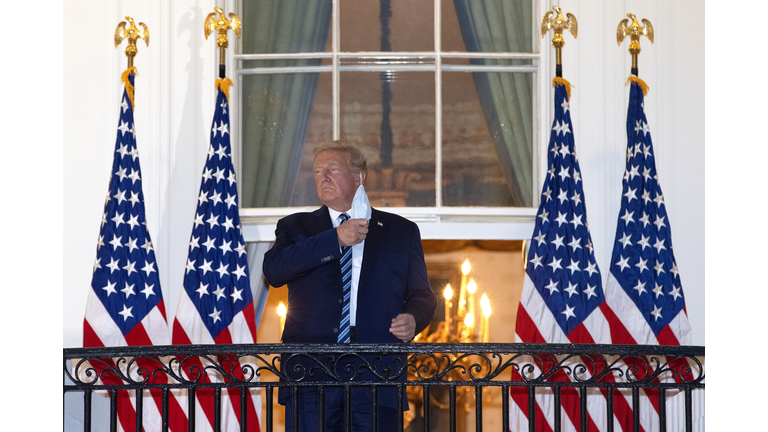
467, 279, 477, 332
277, 302, 287, 334
480, 293, 490, 313
480, 294, 491, 343
443, 284, 453, 336
464, 312, 474, 329
458, 260, 471, 316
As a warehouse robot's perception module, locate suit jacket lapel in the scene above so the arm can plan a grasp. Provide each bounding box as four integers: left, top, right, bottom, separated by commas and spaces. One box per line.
311, 205, 333, 235
314, 205, 345, 290
358, 208, 383, 293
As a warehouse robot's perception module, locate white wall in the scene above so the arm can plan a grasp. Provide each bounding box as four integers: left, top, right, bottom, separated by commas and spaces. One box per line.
63, 0, 223, 347
63, 0, 704, 347
555, 0, 705, 345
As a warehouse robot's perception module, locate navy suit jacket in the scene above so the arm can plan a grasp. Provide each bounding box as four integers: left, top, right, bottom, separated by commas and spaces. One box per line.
262, 206, 437, 409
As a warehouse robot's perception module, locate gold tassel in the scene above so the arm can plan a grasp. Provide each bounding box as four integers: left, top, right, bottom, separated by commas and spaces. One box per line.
216, 78, 234, 102
552, 77, 572, 100
625, 76, 649, 96
121, 67, 139, 110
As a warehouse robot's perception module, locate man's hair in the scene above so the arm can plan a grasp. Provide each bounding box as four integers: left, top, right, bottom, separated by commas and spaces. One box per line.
313, 140, 368, 175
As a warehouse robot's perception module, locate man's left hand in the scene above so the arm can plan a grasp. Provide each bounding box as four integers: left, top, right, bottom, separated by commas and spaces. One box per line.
389, 313, 416, 341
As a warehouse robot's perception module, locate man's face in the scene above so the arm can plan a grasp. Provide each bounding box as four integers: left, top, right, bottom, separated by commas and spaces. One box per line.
314, 150, 362, 212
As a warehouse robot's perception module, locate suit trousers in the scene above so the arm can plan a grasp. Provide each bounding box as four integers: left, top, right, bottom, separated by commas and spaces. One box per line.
284, 387, 398, 432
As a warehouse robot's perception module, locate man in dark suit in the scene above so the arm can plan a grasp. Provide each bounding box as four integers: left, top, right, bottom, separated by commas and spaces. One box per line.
262, 140, 437, 431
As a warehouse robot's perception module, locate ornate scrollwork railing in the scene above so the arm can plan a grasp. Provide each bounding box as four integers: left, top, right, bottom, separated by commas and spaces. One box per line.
64, 343, 704, 431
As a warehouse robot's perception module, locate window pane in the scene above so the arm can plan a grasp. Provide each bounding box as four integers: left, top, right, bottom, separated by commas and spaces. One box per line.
442, 0, 533, 53
340, 71, 436, 207
241, 0, 332, 54
442, 71, 533, 207
240, 72, 332, 208
340, 0, 434, 52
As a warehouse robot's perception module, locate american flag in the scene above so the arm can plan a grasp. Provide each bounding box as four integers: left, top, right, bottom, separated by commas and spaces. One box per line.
171, 78, 261, 431
511, 80, 638, 431
601, 77, 693, 431
83, 68, 186, 431
604, 78, 691, 346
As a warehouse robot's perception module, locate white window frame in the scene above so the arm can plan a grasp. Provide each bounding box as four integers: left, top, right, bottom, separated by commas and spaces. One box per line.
228, 0, 552, 242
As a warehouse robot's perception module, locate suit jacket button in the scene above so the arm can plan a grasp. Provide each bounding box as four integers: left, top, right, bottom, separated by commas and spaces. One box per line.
339, 298, 343, 304
333, 327, 338, 333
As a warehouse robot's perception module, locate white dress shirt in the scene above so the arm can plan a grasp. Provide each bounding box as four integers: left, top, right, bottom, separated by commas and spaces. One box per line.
328, 208, 364, 326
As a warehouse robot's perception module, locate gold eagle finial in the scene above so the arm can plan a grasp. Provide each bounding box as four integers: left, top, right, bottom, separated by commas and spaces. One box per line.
115, 16, 149, 68
541, 6, 577, 43
617, 13, 653, 73
204, 7, 241, 50
541, 6, 577, 72
205, 7, 241, 73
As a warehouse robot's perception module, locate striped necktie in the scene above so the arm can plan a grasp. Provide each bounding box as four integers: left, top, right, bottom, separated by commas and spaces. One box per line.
337, 213, 352, 343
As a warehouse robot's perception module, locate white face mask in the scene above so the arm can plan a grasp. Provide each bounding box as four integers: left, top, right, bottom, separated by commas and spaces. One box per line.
350, 173, 371, 220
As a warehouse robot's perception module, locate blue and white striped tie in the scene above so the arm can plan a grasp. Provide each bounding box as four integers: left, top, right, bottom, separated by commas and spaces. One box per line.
337, 213, 352, 343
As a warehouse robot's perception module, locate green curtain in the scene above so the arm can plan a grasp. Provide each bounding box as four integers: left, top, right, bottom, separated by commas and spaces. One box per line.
241, 0, 332, 208
452, 0, 534, 207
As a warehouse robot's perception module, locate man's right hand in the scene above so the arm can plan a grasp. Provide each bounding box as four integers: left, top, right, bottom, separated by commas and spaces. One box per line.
337, 218, 368, 247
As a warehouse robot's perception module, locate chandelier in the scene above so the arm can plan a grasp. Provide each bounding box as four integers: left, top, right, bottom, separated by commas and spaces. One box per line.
417, 259, 492, 344
405, 259, 493, 429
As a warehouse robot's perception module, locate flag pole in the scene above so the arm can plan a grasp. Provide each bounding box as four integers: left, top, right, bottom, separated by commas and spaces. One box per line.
205, 7, 242, 79
114, 16, 149, 70
541, 6, 577, 78
617, 13, 654, 77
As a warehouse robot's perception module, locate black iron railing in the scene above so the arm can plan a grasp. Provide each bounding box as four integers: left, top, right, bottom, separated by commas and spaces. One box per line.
64, 343, 704, 432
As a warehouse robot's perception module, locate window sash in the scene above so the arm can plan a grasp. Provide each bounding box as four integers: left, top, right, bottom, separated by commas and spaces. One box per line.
231, 0, 545, 234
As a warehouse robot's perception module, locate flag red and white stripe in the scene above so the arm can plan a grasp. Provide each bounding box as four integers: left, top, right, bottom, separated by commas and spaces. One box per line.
513, 274, 655, 432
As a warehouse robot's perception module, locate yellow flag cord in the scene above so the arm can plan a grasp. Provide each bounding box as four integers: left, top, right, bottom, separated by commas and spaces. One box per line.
552, 77, 572, 100
120, 67, 138, 110
216, 78, 234, 102
625, 76, 649, 96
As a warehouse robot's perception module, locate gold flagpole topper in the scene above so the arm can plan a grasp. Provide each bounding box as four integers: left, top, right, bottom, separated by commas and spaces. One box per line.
115, 17, 149, 69
617, 14, 654, 73
541, 6, 577, 72
205, 7, 242, 70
